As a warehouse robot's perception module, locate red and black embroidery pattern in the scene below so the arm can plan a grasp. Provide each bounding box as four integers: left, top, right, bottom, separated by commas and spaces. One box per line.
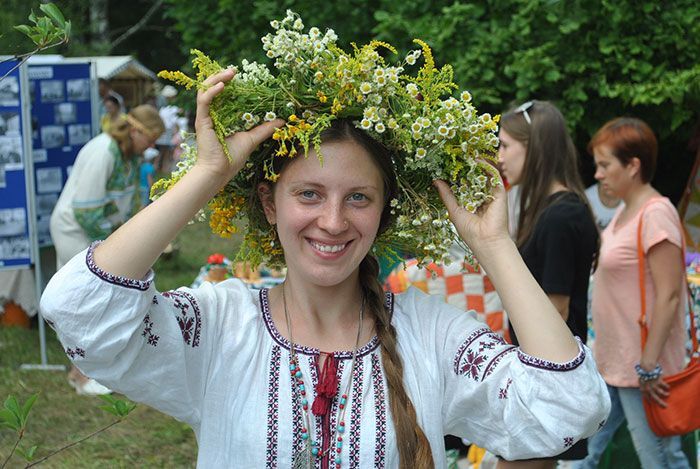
161, 290, 201, 348
498, 378, 512, 400
85, 242, 151, 291
265, 345, 281, 468
454, 327, 513, 381
371, 353, 386, 468
141, 314, 159, 347
65, 346, 86, 359
348, 355, 364, 468
517, 337, 585, 371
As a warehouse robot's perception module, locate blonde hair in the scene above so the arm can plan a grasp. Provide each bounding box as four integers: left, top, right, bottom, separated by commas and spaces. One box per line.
108, 104, 165, 159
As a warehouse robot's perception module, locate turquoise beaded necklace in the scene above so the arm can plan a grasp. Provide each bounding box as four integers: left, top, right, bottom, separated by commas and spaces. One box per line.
282, 283, 363, 469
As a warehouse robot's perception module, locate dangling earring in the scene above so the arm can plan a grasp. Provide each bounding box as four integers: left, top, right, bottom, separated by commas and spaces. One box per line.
269, 223, 279, 247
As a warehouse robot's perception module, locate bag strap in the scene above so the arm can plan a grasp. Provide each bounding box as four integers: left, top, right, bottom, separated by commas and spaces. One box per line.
636, 207, 699, 357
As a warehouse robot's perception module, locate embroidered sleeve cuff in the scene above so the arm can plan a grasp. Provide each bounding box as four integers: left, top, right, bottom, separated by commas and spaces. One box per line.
85, 241, 154, 291
517, 336, 586, 371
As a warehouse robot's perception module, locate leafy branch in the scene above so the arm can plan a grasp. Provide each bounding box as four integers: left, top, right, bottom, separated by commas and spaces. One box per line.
0, 3, 71, 83
0, 393, 137, 468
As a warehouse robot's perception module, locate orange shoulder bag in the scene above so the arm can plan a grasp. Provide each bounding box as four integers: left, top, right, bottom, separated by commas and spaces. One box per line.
637, 208, 700, 437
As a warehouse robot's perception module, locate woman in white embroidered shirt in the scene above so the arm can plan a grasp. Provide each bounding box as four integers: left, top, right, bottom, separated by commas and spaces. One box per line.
41, 70, 610, 469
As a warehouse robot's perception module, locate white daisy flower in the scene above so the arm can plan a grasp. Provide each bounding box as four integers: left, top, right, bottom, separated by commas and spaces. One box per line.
415, 148, 427, 160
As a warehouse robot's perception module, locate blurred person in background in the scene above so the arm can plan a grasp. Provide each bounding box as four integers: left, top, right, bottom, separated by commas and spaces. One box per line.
575, 118, 690, 469
49, 104, 164, 395
100, 95, 124, 133
497, 100, 599, 469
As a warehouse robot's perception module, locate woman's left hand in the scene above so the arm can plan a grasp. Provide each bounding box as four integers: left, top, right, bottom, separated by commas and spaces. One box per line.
433, 171, 510, 254
640, 376, 670, 408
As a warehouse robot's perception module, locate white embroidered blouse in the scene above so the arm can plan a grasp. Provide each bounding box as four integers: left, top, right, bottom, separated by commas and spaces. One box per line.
40, 244, 610, 468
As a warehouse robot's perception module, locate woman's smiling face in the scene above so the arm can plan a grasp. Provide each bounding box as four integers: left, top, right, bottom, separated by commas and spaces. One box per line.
261, 139, 385, 288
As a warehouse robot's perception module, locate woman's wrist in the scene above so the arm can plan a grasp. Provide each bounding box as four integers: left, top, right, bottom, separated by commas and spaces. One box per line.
635, 363, 662, 382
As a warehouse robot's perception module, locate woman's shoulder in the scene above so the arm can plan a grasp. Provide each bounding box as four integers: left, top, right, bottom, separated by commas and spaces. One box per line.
639, 196, 682, 240
541, 191, 594, 226
154, 278, 261, 327
641, 196, 676, 217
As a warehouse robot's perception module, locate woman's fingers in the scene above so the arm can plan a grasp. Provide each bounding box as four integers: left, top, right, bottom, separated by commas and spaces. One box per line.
245, 118, 286, 148
195, 69, 235, 132
433, 179, 460, 215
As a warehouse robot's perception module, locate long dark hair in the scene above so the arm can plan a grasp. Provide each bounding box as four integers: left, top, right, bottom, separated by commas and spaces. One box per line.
501, 101, 592, 247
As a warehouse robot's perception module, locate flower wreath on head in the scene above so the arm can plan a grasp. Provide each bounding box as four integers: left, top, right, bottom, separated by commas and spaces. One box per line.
155, 10, 500, 271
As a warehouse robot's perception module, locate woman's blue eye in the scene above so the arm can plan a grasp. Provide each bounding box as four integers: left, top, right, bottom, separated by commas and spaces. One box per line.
349, 193, 366, 201
301, 190, 316, 198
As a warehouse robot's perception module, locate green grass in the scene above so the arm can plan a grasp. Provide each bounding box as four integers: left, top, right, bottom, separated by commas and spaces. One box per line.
152, 217, 244, 292
0, 218, 245, 468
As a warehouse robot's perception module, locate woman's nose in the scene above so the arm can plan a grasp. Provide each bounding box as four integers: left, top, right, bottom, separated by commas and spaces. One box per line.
594, 167, 603, 180
318, 202, 347, 234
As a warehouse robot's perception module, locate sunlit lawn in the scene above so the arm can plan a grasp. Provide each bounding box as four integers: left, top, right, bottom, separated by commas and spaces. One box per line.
0, 218, 242, 468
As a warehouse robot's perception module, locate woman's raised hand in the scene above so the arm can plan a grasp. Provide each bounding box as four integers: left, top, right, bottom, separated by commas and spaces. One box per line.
433, 173, 510, 255
194, 69, 284, 182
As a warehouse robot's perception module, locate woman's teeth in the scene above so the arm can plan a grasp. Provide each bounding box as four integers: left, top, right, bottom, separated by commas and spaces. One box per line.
311, 241, 346, 253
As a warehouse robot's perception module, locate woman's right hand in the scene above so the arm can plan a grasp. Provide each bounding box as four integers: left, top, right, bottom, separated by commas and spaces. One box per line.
194, 69, 284, 183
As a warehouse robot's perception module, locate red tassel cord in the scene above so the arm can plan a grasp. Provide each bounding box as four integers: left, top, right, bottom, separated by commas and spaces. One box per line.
312, 353, 339, 416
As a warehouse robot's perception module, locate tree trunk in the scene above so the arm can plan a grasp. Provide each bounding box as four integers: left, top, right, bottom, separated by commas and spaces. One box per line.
90, 0, 109, 44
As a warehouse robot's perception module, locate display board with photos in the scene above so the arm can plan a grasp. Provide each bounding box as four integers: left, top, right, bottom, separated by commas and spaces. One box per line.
28, 62, 96, 247
0, 60, 34, 268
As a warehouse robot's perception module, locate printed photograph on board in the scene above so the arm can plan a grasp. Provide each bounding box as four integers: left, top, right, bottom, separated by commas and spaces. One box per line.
40, 125, 65, 149
0, 77, 20, 107
0, 135, 23, 170
35, 167, 63, 193
37, 215, 51, 246
40, 80, 65, 103
0, 235, 31, 260
66, 78, 91, 101
55, 102, 77, 124
33, 149, 47, 164
0, 112, 20, 136
0, 208, 26, 237
35, 193, 59, 216
68, 124, 91, 146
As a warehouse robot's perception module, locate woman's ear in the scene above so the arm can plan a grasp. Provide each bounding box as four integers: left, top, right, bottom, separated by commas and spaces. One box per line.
628, 156, 642, 179
257, 182, 276, 225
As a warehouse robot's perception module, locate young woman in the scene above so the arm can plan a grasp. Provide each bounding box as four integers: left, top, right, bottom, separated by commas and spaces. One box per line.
99, 95, 124, 133
41, 70, 609, 467
49, 104, 164, 395
576, 118, 689, 468
497, 101, 600, 468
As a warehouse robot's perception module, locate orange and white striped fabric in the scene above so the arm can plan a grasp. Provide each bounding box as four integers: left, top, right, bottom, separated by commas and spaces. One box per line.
384, 259, 510, 342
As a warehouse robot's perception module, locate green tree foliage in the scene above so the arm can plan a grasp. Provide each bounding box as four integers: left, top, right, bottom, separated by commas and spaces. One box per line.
163, 0, 700, 201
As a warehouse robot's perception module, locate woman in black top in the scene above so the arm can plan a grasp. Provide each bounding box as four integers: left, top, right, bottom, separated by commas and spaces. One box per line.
497, 101, 599, 468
